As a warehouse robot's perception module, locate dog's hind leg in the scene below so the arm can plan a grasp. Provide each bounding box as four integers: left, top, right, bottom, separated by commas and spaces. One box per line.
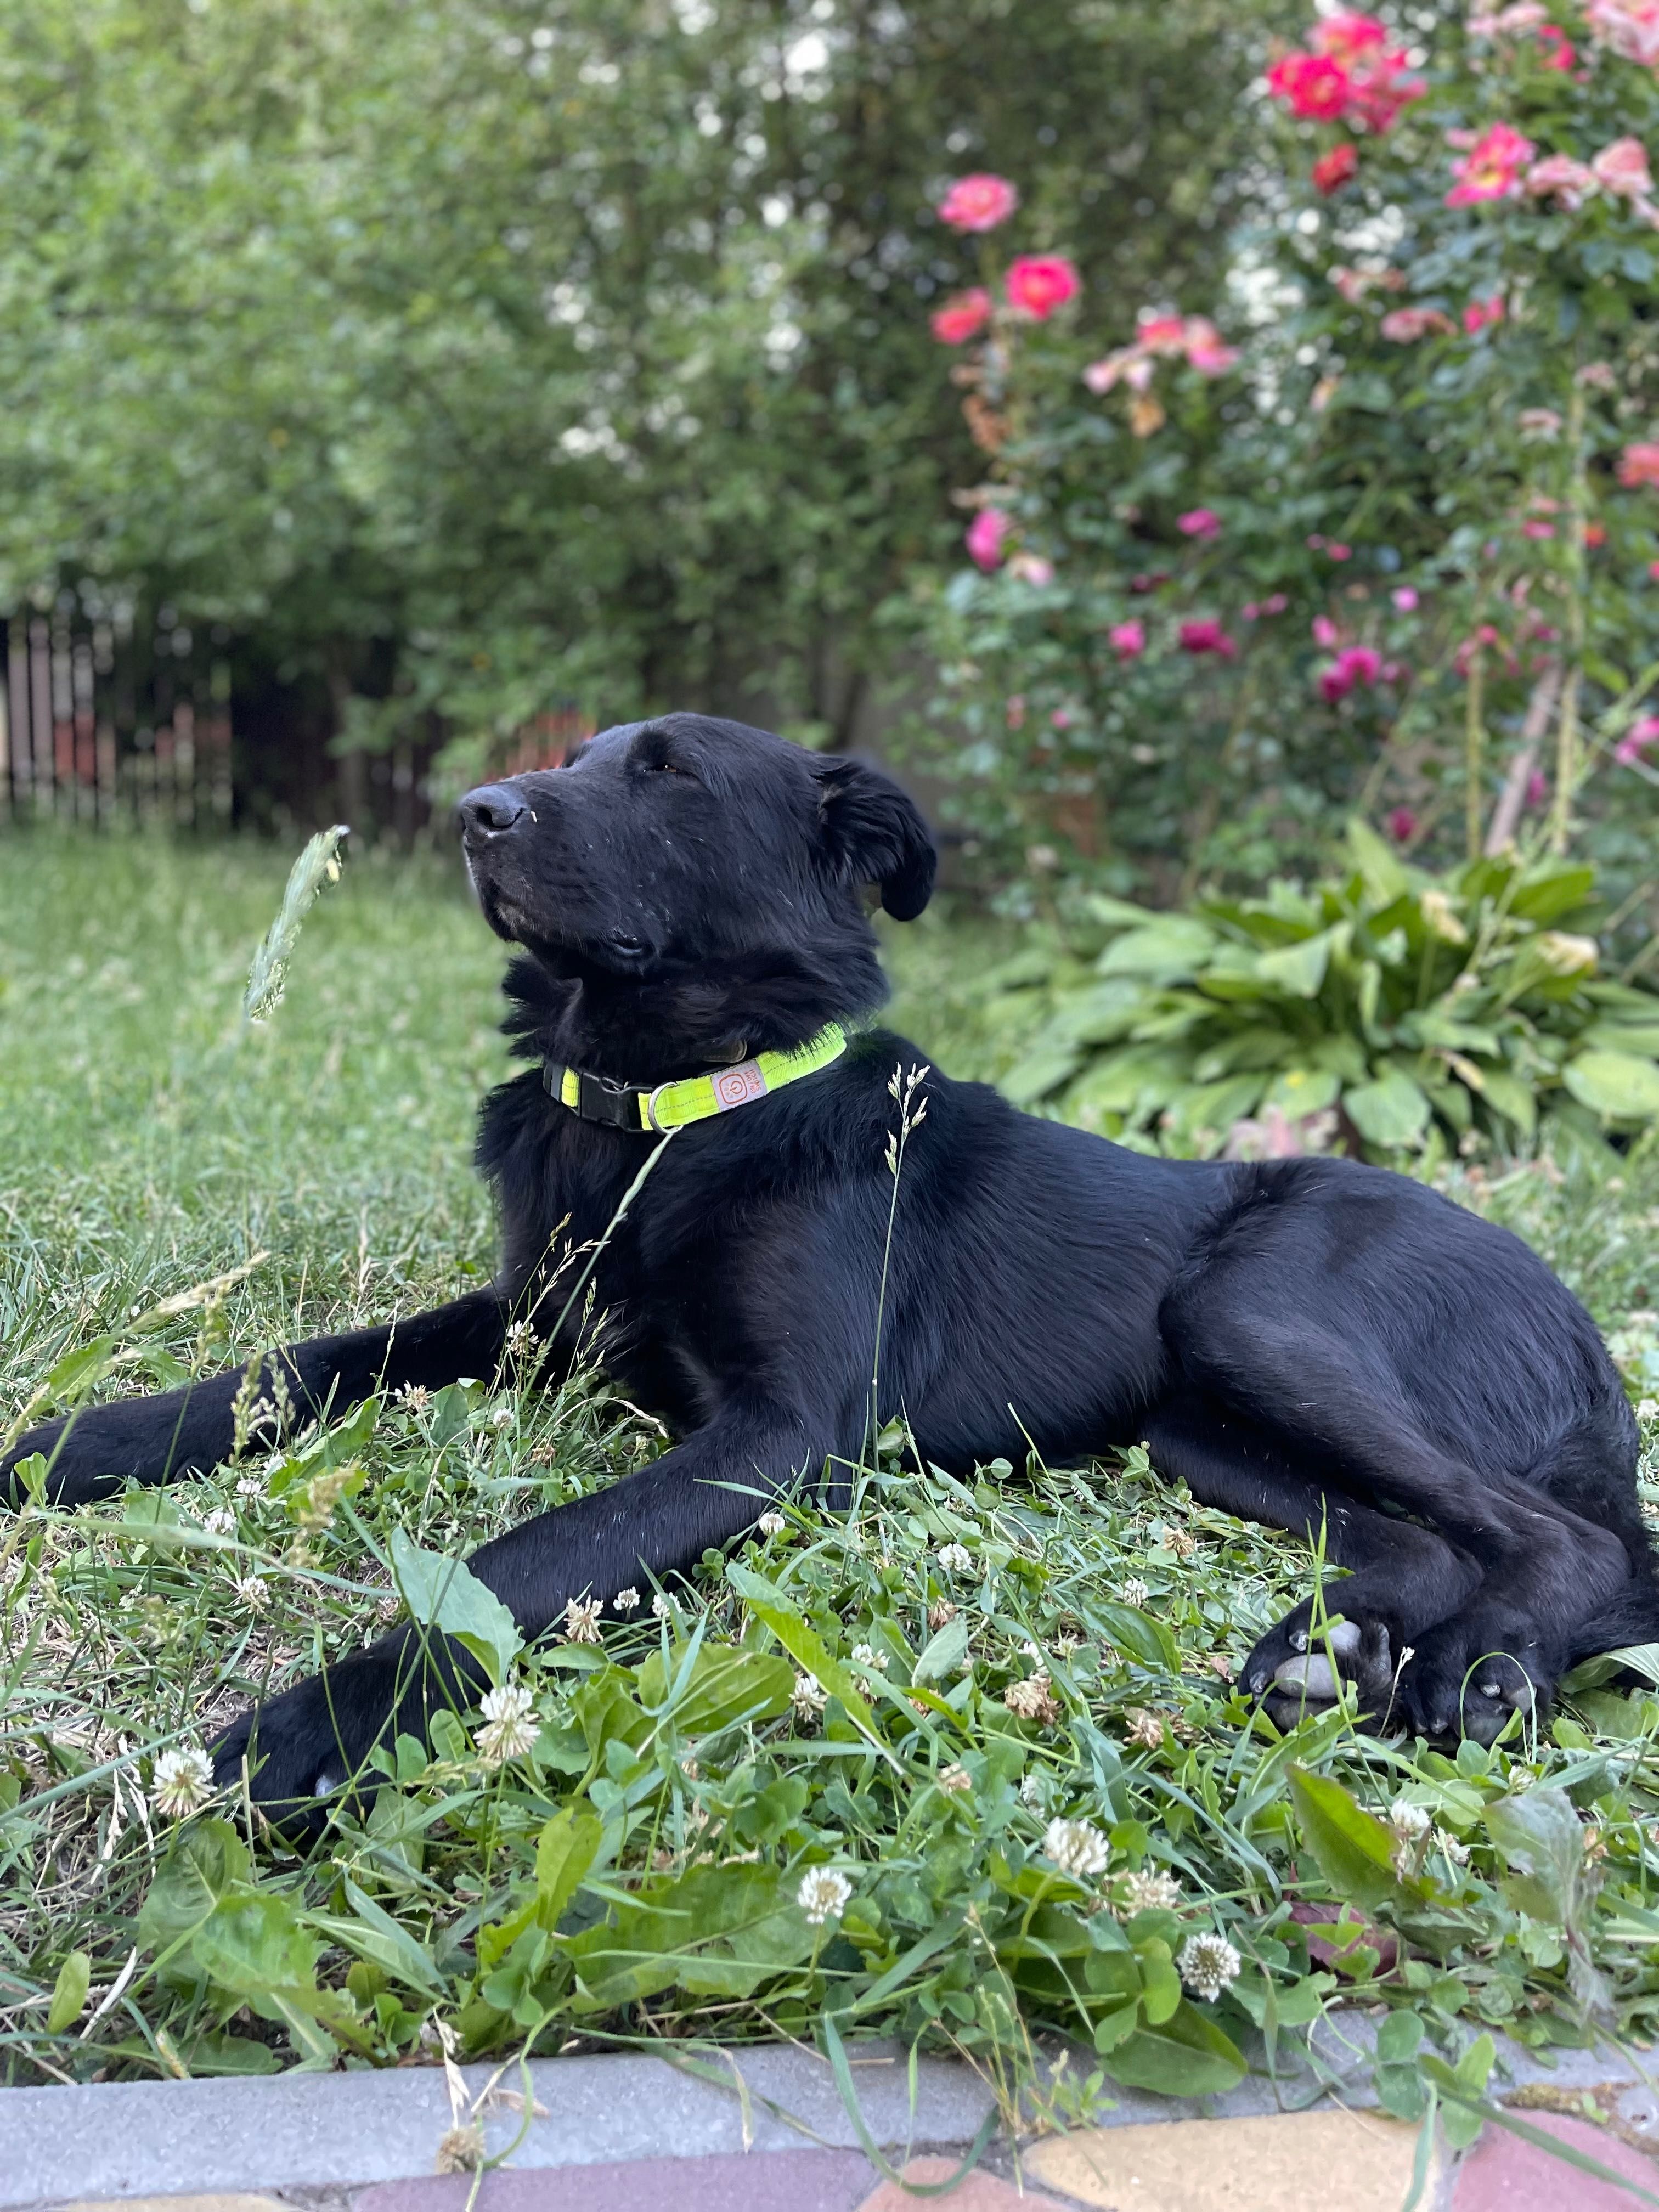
1145, 1402, 1479, 1729
3, 1287, 511, 1507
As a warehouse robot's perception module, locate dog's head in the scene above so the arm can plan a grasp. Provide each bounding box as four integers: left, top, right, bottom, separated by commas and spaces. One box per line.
458, 712, 935, 1075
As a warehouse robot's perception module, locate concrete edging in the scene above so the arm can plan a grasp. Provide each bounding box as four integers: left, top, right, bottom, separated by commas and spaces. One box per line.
2, 2026, 1655, 2209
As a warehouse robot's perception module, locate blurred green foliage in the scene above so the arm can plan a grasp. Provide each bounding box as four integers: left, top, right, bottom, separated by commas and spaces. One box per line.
0, 0, 1292, 766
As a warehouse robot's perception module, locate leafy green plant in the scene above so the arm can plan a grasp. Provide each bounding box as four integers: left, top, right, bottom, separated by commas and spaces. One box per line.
996, 822, 1659, 1161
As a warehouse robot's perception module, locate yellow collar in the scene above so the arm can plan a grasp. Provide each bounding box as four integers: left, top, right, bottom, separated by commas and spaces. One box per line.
543, 1023, 847, 1133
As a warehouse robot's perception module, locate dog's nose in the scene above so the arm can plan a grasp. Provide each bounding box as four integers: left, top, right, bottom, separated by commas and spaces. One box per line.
458, 783, 528, 838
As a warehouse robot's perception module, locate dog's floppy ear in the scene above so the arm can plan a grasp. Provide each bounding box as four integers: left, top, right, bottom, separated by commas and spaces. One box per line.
814, 755, 937, 920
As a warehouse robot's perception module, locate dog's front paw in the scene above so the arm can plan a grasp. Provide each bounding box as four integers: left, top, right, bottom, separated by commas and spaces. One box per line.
1392, 1615, 1546, 1745
3, 1417, 112, 1509
211, 1630, 472, 1843
1243, 1604, 1399, 1730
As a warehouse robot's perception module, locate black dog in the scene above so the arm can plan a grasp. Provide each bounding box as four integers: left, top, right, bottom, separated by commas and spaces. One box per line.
6, 712, 1654, 1821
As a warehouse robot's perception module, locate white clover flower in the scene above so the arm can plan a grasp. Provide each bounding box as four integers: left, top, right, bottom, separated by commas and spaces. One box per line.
1005, 1672, 1061, 1724
476, 1682, 539, 1768
1120, 1577, 1150, 1610
1043, 1816, 1111, 1882
234, 1575, 270, 1614
1388, 1795, 1431, 1841
798, 1866, 853, 1924
938, 1763, 973, 1796
757, 1511, 787, 1536
1119, 1866, 1183, 1915
936, 1542, 974, 1575
1639, 1398, 1658, 1423
563, 1594, 603, 1644
202, 1507, 235, 1536
613, 1587, 641, 1613
235, 1474, 265, 1499
489, 1405, 515, 1429
1019, 1773, 1046, 1809
1022, 1639, 1044, 1662
791, 1672, 829, 1717
151, 1746, 215, 1820
503, 1318, 536, 1355
851, 1642, 889, 1673
651, 1593, 676, 1620
1178, 1930, 1242, 2001
396, 1383, 432, 1413
1436, 1827, 1471, 1866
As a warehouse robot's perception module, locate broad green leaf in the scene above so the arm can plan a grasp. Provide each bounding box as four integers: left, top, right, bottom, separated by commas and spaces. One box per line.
1096, 917, 1217, 981
1288, 1765, 1424, 1916
1000, 1046, 1081, 1107
1508, 864, 1596, 924
44, 1337, 118, 1402
138, 1819, 252, 1972
388, 1526, 522, 1688
1347, 817, 1410, 909
1484, 1787, 1583, 1926
566, 1863, 811, 2008
535, 1805, 603, 1928
1255, 930, 1334, 998
1477, 1067, 1538, 1136
636, 1643, 793, 1734
46, 1950, 91, 2035
1343, 1070, 1431, 1149
309, 1875, 447, 1998
1091, 1600, 1180, 1674
1098, 2000, 1246, 2096
1261, 1067, 1341, 1118
1562, 1049, 1659, 1121
193, 1892, 324, 2012
912, 1612, 971, 1685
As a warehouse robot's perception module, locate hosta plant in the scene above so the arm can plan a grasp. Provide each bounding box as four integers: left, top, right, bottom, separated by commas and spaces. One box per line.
999, 821, 1659, 1163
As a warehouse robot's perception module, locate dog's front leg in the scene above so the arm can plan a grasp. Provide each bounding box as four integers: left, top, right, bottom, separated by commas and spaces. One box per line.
3, 1287, 512, 1507
210, 1395, 825, 1830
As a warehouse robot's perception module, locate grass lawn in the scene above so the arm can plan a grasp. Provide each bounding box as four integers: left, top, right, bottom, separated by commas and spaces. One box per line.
4, 830, 1659, 2138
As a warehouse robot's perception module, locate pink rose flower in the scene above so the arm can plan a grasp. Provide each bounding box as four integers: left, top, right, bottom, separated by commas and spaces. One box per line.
966, 508, 1011, 571
930, 289, 992, 345
1325, 541, 1353, 561
1615, 714, 1659, 765
1586, 0, 1659, 68
1177, 508, 1222, 539
1312, 614, 1341, 647
1005, 255, 1081, 319
1313, 143, 1360, 195
1525, 153, 1598, 208
1619, 442, 1659, 487
1463, 292, 1506, 334
1380, 307, 1456, 341
1109, 619, 1146, 661
1007, 552, 1055, 586
936, 174, 1019, 233
1138, 312, 1190, 353
1522, 519, 1556, 539
1319, 644, 1384, 702
1538, 24, 1577, 67
1392, 585, 1419, 610
1594, 138, 1655, 196
1179, 618, 1237, 659
1313, 12, 1390, 61
1181, 316, 1240, 375
1447, 122, 1537, 205
1387, 806, 1418, 843
1267, 52, 1355, 120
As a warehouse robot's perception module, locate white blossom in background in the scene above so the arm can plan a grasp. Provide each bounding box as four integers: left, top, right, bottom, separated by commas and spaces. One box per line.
563, 1594, 603, 1644
235, 1474, 266, 1499
613, 1587, 641, 1613
851, 1643, 889, 1672
202, 1507, 235, 1536
151, 1746, 214, 1819
936, 1542, 974, 1574
757, 1511, 787, 1536
798, 1866, 853, 1924
476, 1682, 539, 1768
1120, 1578, 1150, 1610
1388, 1795, 1431, 1876
1043, 1816, 1111, 1882
791, 1673, 829, 1718
652, 1593, 676, 1620
1019, 1773, 1047, 1809
938, 1764, 973, 1796
1119, 1866, 1183, 1915
234, 1575, 270, 1614
1178, 1931, 1242, 2001
1436, 1827, 1471, 1866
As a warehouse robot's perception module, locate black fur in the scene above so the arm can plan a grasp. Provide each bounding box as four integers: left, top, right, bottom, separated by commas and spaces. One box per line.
7, 711, 1654, 1832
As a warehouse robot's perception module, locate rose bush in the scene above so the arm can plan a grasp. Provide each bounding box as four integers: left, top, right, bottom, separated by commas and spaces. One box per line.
900, 9, 1659, 950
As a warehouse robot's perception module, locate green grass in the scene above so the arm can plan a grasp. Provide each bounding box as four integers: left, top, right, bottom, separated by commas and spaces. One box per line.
4, 831, 1659, 2162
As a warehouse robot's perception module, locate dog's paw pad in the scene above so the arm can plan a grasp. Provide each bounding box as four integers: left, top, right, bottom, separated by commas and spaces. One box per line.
1272, 1654, 1341, 1700
313, 1770, 341, 1798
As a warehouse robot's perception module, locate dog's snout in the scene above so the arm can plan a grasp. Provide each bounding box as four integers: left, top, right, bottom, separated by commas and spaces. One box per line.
459, 783, 529, 838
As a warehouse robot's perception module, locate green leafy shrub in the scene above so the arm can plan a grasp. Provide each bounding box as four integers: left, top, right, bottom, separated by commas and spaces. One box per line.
997, 823, 1659, 1162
